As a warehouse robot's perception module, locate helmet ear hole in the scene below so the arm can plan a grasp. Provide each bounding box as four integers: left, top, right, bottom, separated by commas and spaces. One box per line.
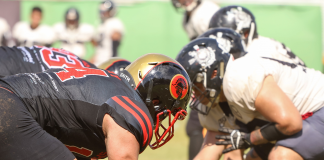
138, 71, 142, 79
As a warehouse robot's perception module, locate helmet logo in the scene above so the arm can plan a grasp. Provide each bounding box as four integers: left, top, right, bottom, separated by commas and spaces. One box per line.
170, 74, 188, 100
208, 33, 231, 55
188, 45, 216, 68
226, 7, 252, 31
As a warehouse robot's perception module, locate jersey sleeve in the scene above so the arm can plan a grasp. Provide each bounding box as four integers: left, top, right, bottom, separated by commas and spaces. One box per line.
194, 1, 220, 35
103, 95, 153, 153
223, 55, 276, 111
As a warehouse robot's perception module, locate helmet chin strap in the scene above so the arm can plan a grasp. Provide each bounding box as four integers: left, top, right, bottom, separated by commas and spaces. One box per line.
247, 22, 255, 46
145, 79, 154, 106
149, 92, 187, 149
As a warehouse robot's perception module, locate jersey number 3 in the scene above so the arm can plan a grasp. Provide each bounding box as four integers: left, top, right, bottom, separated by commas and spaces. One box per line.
40, 47, 85, 68
56, 68, 108, 82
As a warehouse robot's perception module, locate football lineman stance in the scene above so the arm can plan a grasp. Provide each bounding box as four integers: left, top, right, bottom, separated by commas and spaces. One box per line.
93, 0, 125, 66
0, 53, 190, 160
0, 46, 96, 77
53, 8, 95, 58
98, 57, 131, 75
12, 7, 55, 47
176, 36, 247, 160
172, 0, 220, 40
216, 42, 324, 159
209, 5, 305, 66
0, 17, 14, 46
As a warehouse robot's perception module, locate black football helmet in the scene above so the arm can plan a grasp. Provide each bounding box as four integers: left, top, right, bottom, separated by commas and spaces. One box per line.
100, 0, 116, 21
171, 0, 201, 12
209, 5, 258, 46
198, 28, 247, 59
98, 57, 131, 76
125, 53, 191, 149
65, 8, 79, 29
176, 38, 230, 115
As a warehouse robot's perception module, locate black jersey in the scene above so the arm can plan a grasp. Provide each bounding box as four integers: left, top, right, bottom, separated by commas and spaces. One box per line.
0, 46, 96, 77
0, 67, 153, 159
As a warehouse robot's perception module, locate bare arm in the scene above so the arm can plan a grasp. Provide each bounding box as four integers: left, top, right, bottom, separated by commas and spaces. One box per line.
250, 75, 302, 145
102, 114, 139, 160
194, 130, 244, 160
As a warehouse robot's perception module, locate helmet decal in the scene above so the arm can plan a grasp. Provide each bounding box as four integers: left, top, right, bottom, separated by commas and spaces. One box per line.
227, 7, 252, 31
208, 32, 231, 54
170, 74, 188, 100
188, 45, 216, 68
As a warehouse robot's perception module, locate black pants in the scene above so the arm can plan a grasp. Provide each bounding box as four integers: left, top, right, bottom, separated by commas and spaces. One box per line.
186, 109, 204, 160
0, 88, 75, 160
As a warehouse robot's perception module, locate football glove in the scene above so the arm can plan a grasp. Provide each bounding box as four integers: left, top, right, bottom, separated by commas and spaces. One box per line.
215, 127, 252, 153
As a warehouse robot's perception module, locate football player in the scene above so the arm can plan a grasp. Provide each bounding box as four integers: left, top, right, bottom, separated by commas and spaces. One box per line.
0, 53, 191, 160
172, 0, 220, 40
216, 42, 324, 160
209, 6, 306, 159
98, 57, 131, 75
0, 46, 96, 77
0, 17, 14, 46
12, 7, 55, 47
93, 0, 125, 66
209, 5, 305, 66
53, 8, 95, 58
176, 35, 247, 160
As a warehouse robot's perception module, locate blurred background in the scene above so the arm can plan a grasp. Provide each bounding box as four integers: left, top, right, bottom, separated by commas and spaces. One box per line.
0, 0, 322, 159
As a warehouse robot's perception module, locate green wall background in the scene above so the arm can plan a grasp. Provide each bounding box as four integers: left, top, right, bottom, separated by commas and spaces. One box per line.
21, 1, 322, 70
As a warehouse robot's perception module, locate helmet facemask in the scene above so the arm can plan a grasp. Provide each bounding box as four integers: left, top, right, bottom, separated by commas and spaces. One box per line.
190, 60, 225, 115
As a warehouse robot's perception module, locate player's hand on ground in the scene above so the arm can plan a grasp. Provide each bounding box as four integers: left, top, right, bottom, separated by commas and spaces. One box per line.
215, 127, 252, 153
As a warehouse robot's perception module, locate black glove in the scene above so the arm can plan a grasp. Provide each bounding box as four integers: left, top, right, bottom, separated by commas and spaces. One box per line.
215, 127, 252, 153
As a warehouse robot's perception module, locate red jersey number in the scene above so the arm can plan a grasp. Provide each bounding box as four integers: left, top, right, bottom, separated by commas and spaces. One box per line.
65, 145, 93, 157
39, 47, 85, 68
56, 68, 108, 82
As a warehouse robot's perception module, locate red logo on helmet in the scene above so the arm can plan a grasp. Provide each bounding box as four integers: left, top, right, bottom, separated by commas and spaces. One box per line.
170, 74, 188, 100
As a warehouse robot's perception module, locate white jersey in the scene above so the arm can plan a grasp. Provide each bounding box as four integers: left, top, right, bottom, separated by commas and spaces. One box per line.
12, 21, 55, 47
247, 36, 305, 66
53, 22, 95, 58
0, 18, 11, 46
223, 53, 324, 124
94, 17, 125, 66
183, 0, 219, 40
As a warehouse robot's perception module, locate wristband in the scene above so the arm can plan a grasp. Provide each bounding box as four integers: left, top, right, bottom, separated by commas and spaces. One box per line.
260, 123, 289, 141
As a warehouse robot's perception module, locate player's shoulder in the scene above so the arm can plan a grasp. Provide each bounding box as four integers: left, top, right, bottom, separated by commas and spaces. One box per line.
37, 24, 54, 32
13, 21, 29, 30
105, 95, 153, 152
53, 22, 65, 31
0, 18, 9, 31
79, 23, 95, 34
224, 55, 272, 107
196, 1, 220, 14
200, 0, 220, 9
